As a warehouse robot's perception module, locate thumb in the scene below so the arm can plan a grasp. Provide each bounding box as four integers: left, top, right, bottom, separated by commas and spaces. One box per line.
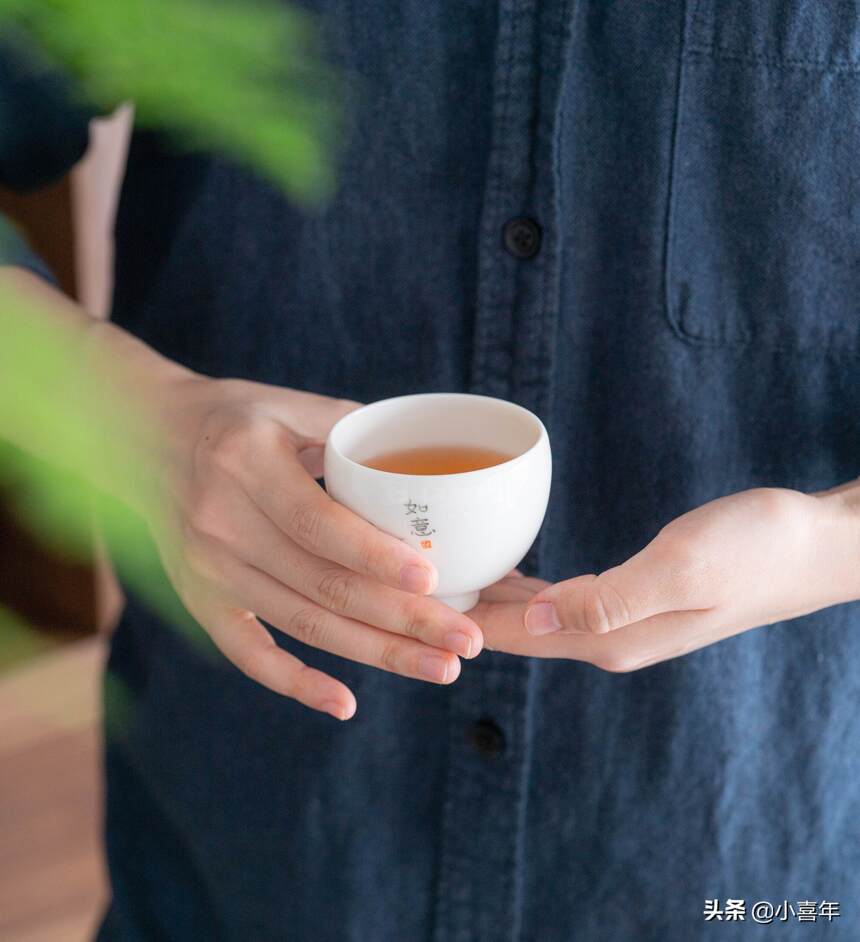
524, 545, 689, 636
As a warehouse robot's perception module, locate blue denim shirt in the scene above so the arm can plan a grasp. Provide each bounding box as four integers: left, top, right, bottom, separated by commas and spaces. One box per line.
2, 2, 859, 939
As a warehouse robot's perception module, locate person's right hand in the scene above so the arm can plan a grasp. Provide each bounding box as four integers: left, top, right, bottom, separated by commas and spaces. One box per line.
0, 268, 483, 720
141, 375, 484, 720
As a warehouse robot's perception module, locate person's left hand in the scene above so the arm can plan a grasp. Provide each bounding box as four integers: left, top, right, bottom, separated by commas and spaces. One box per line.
472, 487, 860, 671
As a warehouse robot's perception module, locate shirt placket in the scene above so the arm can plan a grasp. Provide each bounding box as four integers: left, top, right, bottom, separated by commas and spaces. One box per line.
433, 3, 573, 941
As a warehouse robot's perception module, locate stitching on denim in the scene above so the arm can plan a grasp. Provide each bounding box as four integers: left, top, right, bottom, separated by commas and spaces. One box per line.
494, 1, 520, 377
519, 3, 553, 400
512, 655, 537, 942
686, 0, 860, 73
665, 6, 754, 346
664, 0, 706, 345
533, 0, 571, 406
472, 1, 518, 396
430, 689, 455, 942
686, 45, 860, 74
663, 2, 860, 350
491, 1, 519, 394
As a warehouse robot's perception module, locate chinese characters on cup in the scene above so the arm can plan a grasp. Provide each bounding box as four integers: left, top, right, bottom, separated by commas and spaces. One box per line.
704, 899, 840, 924
405, 499, 435, 548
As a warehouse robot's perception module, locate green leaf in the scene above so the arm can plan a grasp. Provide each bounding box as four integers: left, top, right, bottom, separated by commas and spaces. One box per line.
0, 0, 344, 202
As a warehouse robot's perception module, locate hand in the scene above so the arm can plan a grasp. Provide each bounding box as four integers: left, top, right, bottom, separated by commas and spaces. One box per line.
143, 376, 484, 718
0, 270, 484, 717
467, 570, 551, 648
473, 487, 860, 671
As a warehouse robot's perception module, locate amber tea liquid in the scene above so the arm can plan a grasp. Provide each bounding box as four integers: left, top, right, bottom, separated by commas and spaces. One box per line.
361, 445, 514, 475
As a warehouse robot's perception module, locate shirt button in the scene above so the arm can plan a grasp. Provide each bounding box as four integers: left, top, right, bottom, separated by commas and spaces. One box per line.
502, 216, 541, 259
468, 718, 506, 758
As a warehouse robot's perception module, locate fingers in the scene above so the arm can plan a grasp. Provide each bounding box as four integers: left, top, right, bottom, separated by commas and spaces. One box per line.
188, 595, 357, 719
475, 598, 717, 669
524, 541, 709, 636
577, 608, 718, 672
205, 551, 463, 684
477, 574, 550, 604
190, 490, 483, 657
244, 448, 439, 595
257, 538, 483, 658
467, 597, 530, 652
289, 556, 483, 659
194, 401, 435, 593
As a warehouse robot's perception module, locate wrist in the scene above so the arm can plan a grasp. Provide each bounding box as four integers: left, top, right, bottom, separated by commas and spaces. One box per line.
82, 318, 199, 409
82, 317, 214, 444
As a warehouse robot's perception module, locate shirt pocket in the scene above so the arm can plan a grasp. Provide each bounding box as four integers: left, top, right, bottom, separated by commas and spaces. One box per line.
665, 0, 860, 351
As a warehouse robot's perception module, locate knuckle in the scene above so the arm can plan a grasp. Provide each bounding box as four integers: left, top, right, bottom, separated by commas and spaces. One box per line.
210, 425, 249, 472
591, 645, 640, 674
379, 638, 403, 674
398, 597, 428, 640
750, 486, 792, 518
204, 409, 277, 475
581, 586, 618, 635
357, 535, 388, 577
595, 582, 632, 633
187, 487, 223, 539
288, 499, 326, 546
581, 591, 610, 634
286, 605, 331, 649
234, 638, 274, 681
315, 568, 358, 613
750, 487, 809, 531
287, 662, 315, 698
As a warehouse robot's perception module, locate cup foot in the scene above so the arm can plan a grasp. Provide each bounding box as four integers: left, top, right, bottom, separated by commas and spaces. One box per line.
434, 589, 481, 613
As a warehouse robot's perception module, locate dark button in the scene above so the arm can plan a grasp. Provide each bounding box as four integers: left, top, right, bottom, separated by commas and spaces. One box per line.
468, 718, 506, 758
502, 216, 541, 259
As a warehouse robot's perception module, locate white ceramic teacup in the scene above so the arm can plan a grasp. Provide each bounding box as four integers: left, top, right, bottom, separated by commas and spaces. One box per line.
323, 392, 552, 612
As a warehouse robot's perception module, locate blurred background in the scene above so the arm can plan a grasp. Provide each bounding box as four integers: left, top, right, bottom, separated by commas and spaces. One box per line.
0, 105, 131, 941
0, 4, 338, 935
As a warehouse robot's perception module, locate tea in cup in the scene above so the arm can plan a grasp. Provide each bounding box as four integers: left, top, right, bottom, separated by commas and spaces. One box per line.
323, 393, 551, 612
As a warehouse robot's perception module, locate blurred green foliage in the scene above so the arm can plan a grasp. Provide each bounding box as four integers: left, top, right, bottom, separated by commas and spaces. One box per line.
0, 0, 341, 202
0, 0, 342, 668
0, 280, 217, 656
0, 286, 155, 556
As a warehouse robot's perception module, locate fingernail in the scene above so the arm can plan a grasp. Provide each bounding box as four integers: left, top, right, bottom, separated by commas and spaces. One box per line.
321, 700, 349, 720
443, 630, 472, 659
525, 602, 562, 636
419, 654, 451, 683
400, 563, 433, 594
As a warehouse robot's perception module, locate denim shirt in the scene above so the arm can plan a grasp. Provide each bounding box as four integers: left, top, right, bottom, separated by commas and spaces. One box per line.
2, 2, 860, 940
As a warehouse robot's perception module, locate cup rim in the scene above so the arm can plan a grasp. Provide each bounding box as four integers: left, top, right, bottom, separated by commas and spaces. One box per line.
325, 392, 548, 480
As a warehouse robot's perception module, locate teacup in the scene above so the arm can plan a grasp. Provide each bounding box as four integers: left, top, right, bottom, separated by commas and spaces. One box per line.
323, 392, 552, 612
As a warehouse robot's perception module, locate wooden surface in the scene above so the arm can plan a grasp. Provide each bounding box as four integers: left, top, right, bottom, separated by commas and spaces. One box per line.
0, 638, 108, 942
